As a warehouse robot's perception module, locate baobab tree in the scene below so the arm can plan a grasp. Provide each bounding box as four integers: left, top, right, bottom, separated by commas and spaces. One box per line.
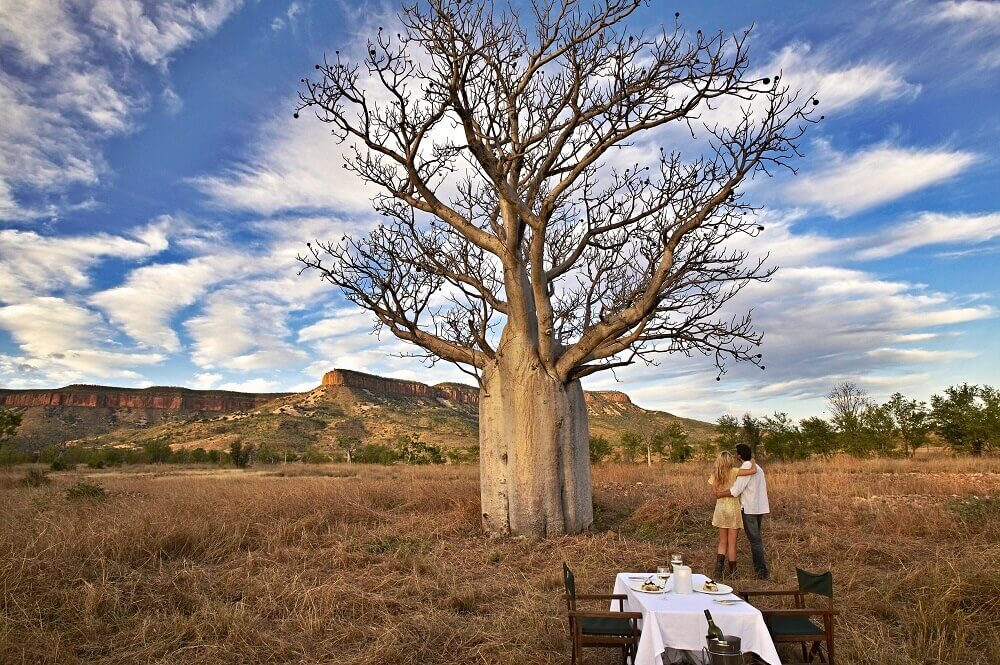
296, 0, 818, 537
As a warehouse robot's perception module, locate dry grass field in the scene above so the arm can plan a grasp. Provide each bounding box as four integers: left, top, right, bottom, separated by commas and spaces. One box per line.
1, 457, 997, 665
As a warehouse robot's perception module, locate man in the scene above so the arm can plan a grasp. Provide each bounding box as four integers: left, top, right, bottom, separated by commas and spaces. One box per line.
715, 443, 770, 580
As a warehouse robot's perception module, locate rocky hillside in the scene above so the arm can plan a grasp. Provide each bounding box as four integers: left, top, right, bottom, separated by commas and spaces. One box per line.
0, 385, 287, 451
1, 370, 714, 452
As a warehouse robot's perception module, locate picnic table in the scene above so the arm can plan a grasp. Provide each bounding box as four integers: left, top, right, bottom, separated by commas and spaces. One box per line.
612, 572, 781, 665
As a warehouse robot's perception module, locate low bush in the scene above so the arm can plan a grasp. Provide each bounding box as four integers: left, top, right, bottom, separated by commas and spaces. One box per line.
21, 469, 50, 487
64, 481, 107, 502
50, 457, 76, 471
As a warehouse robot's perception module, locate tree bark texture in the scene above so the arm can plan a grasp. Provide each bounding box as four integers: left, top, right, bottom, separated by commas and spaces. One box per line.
479, 340, 592, 537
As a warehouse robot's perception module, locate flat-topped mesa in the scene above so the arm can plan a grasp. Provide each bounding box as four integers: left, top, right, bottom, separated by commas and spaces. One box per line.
0, 385, 284, 411
584, 390, 634, 405
434, 382, 480, 405
321, 369, 479, 404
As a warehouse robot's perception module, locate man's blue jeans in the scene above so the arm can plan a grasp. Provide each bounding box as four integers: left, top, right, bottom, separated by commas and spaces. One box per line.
742, 512, 770, 580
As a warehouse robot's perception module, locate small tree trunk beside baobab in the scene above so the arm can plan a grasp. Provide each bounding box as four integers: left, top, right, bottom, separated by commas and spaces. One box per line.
295, 0, 819, 537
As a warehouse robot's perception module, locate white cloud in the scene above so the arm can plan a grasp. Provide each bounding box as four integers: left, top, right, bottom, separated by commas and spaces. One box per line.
929, 1, 1000, 26
0, 297, 165, 382
162, 86, 184, 114
0, 1, 242, 220
866, 347, 977, 363
786, 142, 978, 217
297, 310, 373, 342
0, 1, 83, 67
218, 378, 281, 392
856, 212, 1000, 260
764, 42, 921, 113
184, 286, 310, 372
190, 114, 377, 215
923, 1, 1000, 70
90, 0, 243, 67
582, 256, 995, 420
191, 372, 223, 389
0, 223, 169, 303
90, 257, 230, 351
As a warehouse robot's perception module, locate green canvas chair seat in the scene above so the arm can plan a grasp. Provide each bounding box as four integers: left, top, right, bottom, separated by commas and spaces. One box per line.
766, 614, 824, 637
562, 563, 641, 664
580, 615, 638, 636
738, 567, 838, 663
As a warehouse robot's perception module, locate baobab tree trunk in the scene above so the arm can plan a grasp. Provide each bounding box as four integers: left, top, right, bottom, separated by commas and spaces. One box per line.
479, 340, 593, 537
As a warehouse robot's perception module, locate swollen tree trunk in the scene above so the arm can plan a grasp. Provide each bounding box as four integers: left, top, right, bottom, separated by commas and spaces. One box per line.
479, 340, 593, 537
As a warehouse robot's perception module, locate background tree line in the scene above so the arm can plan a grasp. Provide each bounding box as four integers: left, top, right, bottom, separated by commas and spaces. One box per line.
587, 381, 998, 464
713, 382, 999, 462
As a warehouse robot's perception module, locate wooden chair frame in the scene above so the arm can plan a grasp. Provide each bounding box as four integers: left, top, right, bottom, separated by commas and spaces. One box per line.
563, 565, 642, 665
737, 587, 838, 664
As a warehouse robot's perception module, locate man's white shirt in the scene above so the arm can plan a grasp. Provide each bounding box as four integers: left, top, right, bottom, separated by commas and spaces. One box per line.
730, 460, 770, 515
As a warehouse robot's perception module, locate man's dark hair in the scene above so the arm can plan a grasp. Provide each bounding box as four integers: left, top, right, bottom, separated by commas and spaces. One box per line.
735, 443, 753, 462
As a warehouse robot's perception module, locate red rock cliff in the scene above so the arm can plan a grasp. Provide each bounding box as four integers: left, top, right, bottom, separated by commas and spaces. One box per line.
584, 390, 633, 405
322, 369, 479, 404
0, 385, 284, 412
320, 370, 632, 407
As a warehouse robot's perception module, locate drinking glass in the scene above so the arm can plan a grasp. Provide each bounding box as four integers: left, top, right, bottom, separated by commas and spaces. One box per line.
656, 565, 672, 581
670, 552, 683, 571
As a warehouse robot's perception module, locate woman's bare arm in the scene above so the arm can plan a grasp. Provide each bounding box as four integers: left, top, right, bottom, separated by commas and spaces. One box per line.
735, 459, 758, 476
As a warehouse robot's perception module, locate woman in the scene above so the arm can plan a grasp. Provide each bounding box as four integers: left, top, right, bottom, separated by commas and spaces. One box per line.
709, 451, 757, 578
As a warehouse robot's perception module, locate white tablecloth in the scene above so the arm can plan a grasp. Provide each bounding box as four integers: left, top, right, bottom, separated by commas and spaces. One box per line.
612, 572, 781, 665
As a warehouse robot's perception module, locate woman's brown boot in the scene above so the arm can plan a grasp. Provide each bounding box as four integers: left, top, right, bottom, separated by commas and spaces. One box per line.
714, 554, 725, 578
727, 560, 737, 578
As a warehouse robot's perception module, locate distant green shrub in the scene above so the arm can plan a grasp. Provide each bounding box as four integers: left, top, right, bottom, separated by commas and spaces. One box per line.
21, 469, 50, 487
354, 444, 400, 465
395, 435, 442, 464
229, 440, 254, 468
301, 446, 332, 464
65, 481, 107, 502
50, 457, 76, 471
589, 436, 613, 463
141, 439, 173, 464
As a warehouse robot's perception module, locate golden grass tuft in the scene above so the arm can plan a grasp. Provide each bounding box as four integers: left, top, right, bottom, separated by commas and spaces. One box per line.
1, 457, 998, 664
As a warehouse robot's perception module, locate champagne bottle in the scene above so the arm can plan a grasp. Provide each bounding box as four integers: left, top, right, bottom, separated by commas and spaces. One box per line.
704, 609, 725, 642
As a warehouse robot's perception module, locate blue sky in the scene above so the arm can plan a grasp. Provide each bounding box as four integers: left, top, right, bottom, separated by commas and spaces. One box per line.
0, 0, 998, 421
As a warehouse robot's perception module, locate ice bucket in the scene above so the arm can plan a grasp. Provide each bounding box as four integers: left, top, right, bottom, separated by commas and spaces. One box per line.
705, 635, 743, 665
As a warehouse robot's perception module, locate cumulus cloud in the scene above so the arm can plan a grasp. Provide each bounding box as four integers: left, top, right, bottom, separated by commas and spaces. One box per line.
0, 0, 242, 220
191, 372, 223, 389
0, 222, 169, 303
856, 212, 1000, 260
762, 42, 921, 113
190, 114, 377, 215
218, 378, 281, 392
0, 297, 165, 384
90, 257, 232, 352
786, 142, 978, 217
296, 310, 374, 342
89, 0, 244, 68
924, 1, 1000, 70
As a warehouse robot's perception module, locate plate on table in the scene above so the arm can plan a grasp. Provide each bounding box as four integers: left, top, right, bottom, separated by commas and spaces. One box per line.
694, 581, 734, 595
627, 580, 669, 594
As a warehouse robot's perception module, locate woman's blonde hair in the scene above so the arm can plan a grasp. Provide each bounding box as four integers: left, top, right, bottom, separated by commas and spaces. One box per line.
712, 451, 736, 489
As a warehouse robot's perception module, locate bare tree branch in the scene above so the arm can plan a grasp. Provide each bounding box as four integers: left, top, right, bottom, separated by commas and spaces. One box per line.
296, 0, 818, 383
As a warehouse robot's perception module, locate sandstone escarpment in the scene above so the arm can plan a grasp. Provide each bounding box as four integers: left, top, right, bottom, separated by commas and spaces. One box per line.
319, 370, 635, 407
0, 385, 285, 412
584, 390, 633, 405
322, 369, 479, 404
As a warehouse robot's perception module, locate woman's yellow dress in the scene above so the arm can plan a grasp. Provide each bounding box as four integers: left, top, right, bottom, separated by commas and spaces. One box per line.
709, 468, 743, 529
